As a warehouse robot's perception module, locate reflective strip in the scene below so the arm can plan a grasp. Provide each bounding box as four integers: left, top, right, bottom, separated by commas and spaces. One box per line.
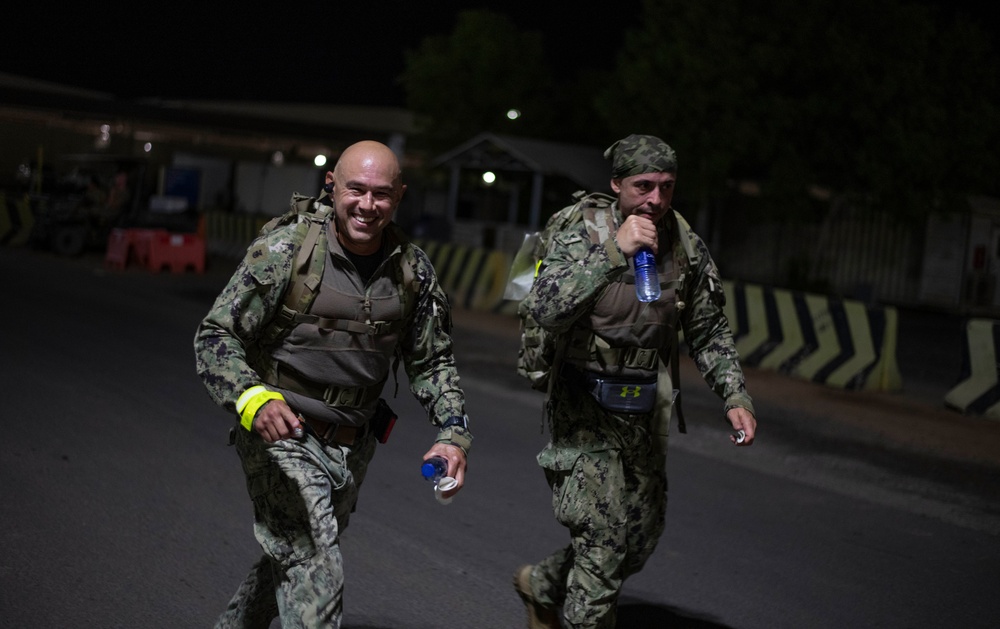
236, 385, 268, 414
237, 386, 285, 431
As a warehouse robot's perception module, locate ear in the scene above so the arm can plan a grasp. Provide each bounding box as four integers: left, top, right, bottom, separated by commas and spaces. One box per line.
325, 171, 335, 186
389, 184, 407, 218
610, 178, 622, 194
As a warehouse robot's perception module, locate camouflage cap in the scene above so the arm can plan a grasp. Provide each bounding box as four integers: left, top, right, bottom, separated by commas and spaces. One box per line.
604, 134, 677, 178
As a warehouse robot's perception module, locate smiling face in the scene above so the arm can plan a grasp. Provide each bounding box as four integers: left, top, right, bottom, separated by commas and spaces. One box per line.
611, 170, 676, 224
329, 141, 406, 255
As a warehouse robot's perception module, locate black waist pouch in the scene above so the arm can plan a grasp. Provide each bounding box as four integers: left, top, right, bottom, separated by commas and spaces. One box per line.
584, 373, 658, 414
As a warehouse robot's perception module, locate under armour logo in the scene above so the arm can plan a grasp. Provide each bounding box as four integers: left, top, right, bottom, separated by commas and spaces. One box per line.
619, 386, 642, 398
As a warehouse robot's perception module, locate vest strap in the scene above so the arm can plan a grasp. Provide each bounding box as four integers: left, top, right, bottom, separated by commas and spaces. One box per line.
277, 366, 387, 410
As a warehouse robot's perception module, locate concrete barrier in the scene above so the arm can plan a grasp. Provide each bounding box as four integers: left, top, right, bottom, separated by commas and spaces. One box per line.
201, 217, 905, 394
0, 192, 34, 246
417, 240, 514, 311
204, 211, 269, 259
945, 318, 1000, 421
723, 282, 902, 392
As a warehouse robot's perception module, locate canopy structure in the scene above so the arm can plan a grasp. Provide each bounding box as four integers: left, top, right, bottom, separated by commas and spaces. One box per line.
430, 132, 610, 230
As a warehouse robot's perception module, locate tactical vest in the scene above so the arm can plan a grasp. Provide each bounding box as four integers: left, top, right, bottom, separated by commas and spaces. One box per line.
250, 193, 419, 423
514, 191, 700, 432
563, 207, 694, 378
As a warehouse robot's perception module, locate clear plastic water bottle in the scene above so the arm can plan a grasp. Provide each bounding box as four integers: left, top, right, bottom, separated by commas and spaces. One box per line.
634, 247, 661, 302
421, 456, 448, 482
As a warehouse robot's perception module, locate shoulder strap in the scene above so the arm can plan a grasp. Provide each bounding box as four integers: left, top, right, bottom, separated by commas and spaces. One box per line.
667, 208, 696, 434
579, 194, 616, 246
285, 206, 332, 308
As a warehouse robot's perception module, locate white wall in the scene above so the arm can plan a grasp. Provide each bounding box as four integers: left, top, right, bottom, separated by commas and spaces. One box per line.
918, 212, 968, 307
234, 162, 324, 216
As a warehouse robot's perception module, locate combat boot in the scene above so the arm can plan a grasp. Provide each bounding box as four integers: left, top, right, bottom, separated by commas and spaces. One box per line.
513, 564, 561, 629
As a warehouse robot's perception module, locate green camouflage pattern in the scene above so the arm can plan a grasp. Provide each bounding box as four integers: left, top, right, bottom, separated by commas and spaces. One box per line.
515, 192, 625, 391
527, 201, 752, 416
213, 425, 377, 628
193, 215, 470, 450
530, 380, 667, 628
195, 203, 472, 626
603, 134, 678, 179
523, 200, 752, 627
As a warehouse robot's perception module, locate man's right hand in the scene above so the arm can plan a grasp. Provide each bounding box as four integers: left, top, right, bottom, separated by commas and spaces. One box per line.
616, 214, 659, 258
252, 398, 303, 443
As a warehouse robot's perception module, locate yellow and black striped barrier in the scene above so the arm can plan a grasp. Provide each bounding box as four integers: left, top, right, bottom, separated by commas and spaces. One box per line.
945, 319, 1000, 421
417, 240, 513, 312
203, 211, 270, 258
199, 213, 519, 312
722, 282, 902, 392
202, 216, 905, 394
0, 192, 35, 246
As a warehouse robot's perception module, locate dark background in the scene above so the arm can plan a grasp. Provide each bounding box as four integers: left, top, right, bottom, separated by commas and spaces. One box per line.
1, 1, 995, 107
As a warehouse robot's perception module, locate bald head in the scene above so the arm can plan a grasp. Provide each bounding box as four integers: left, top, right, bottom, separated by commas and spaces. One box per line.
326, 140, 407, 255
333, 141, 403, 188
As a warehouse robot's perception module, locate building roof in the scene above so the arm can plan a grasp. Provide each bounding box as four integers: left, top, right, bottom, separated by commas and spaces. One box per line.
0, 71, 415, 153
431, 132, 611, 193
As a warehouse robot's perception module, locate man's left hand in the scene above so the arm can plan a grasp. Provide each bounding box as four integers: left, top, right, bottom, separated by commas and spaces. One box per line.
422, 443, 467, 498
726, 407, 757, 446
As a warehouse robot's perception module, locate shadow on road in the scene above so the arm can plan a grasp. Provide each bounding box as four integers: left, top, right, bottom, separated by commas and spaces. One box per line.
617, 598, 733, 628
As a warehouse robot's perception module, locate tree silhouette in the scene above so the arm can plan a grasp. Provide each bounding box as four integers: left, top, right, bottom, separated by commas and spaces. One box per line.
401, 10, 553, 155
596, 0, 1000, 221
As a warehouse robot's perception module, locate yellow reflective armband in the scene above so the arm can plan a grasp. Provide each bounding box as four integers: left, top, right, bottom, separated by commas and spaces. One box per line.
235, 385, 285, 431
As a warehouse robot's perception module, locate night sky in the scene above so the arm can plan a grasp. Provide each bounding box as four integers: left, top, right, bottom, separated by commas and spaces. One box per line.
1, 2, 640, 107
1, 1, 995, 108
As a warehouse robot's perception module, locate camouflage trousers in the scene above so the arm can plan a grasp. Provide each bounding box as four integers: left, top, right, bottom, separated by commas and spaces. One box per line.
531, 381, 668, 629
215, 425, 377, 629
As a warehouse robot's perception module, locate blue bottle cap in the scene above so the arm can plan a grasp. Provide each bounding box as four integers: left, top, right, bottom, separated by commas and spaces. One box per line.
421, 461, 437, 478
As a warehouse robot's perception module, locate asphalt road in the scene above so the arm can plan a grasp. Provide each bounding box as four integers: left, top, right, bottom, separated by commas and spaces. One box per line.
1, 246, 998, 629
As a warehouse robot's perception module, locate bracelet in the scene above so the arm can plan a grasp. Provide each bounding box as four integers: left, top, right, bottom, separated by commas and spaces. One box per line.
235, 385, 285, 431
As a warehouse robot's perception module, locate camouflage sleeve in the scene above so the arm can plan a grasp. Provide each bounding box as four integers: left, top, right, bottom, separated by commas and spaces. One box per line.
527, 220, 628, 333
399, 246, 472, 454
192, 233, 296, 413
680, 234, 755, 417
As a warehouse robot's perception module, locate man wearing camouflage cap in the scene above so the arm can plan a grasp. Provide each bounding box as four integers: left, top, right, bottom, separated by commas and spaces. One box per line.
513, 134, 757, 628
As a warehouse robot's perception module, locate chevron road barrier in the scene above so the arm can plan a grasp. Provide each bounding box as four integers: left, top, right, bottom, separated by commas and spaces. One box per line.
0, 192, 34, 246
722, 282, 902, 392
944, 318, 1000, 421
193, 215, 911, 394
204, 211, 269, 259
417, 240, 514, 312
3, 208, 909, 395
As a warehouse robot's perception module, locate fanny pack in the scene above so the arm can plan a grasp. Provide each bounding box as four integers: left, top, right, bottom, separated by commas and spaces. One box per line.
583, 372, 658, 414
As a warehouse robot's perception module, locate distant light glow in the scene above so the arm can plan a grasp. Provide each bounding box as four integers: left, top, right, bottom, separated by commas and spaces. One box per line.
143, 142, 152, 153
271, 151, 285, 166
506, 109, 521, 120
482, 171, 496, 185
95, 123, 111, 149
314, 154, 327, 167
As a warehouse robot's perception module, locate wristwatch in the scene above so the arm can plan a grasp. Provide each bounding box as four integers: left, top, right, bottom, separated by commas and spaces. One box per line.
441, 415, 469, 430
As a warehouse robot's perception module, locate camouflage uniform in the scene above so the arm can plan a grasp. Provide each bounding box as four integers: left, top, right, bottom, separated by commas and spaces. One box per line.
522, 191, 752, 627
194, 194, 471, 628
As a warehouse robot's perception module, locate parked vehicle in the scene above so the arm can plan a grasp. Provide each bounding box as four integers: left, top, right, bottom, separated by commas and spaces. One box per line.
26, 155, 147, 256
